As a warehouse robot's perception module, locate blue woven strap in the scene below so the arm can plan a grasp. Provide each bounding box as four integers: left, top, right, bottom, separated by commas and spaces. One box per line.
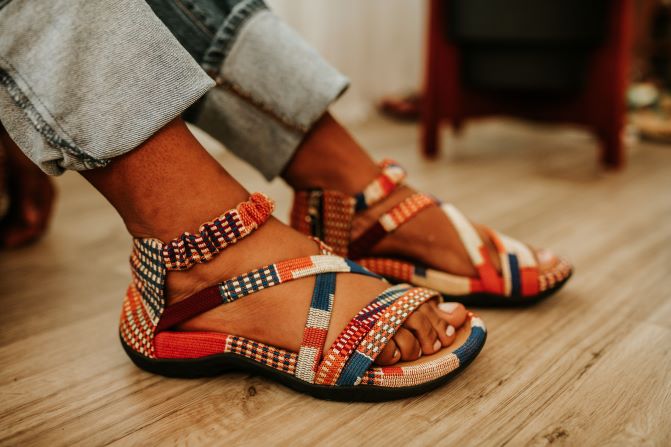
295, 272, 337, 383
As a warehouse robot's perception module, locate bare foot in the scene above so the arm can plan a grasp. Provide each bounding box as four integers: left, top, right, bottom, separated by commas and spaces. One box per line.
165, 217, 468, 365
352, 186, 561, 278
283, 113, 560, 280
81, 118, 471, 368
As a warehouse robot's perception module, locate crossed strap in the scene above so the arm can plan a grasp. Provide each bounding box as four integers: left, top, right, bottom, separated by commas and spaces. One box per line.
157, 252, 438, 385
348, 161, 540, 297
151, 192, 441, 386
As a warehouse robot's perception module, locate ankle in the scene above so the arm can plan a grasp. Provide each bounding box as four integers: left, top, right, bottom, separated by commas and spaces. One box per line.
121, 185, 251, 241
80, 118, 251, 242
282, 113, 380, 195
165, 218, 320, 303
351, 186, 416, 237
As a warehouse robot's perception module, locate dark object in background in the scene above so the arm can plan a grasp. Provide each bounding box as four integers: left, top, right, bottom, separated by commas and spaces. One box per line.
422, 0, 633, 168
650, 1, 671, 87
448, 0, 610, 92
379, 94, 422, 121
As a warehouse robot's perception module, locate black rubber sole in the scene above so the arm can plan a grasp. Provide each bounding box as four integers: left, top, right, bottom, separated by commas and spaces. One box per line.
121, 331, 486, 402
446, 271, 573, 308
379, 271, 572, 308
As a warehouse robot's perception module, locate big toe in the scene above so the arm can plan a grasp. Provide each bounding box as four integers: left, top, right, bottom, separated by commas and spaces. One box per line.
534, 247, 573, 291
534, 247, 563, 273
436, 301, 468, 328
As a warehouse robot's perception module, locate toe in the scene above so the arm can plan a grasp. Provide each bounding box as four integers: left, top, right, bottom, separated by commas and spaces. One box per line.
535, 247, 560, 273
403, 309, 441, 355
534, 247, 572, 290
375, 338, 401, 365
418, 301, 451, 347
436, 301, 468, 329
393, 327, 422, 361
443, 322, 457, 346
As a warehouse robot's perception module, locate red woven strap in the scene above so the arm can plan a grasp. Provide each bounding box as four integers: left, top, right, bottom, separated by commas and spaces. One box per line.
162, 193, 274, 271
156, 254, 377, 332
155, 286, 221, 332
348, 193, 438, 259
354, 160, 406, 212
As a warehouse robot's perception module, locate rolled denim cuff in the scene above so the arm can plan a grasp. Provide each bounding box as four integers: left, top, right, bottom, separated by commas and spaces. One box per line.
0, 0, 215, 175
194, 9, 349, 180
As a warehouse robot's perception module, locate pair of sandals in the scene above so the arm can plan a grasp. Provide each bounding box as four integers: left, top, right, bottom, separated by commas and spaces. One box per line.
120, 161, 572, 401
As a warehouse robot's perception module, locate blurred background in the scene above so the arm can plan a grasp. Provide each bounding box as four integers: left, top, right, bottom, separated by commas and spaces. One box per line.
2, 0, 670, 247
271, 0, 671, 158
2, 1, 670, 444
268, 0, 427, 122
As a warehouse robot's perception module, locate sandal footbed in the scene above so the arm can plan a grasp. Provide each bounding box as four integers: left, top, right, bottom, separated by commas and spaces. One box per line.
120, 322, 485, 402
380, 271, 572, 308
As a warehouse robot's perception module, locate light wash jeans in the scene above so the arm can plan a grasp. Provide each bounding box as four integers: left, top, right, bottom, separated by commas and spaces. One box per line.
0, 0, 348, 179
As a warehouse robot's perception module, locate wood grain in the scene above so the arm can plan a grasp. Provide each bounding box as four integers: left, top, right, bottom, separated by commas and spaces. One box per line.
1, 118, 669, 446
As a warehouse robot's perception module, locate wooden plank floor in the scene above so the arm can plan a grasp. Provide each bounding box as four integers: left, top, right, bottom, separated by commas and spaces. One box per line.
1, 118, 669, 446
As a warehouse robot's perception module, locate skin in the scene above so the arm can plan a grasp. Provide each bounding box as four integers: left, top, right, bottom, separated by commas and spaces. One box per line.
81, 118, 466, 366
283, 113, 561, 277
0, 110, 558, 364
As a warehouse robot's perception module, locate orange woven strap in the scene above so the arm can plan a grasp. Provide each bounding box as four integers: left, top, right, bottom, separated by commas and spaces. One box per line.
354, 159, 406, 212
162, 193, 274, 271
156, 254, 380, 332
349, 193, 438, 259
314, 285, 440, 386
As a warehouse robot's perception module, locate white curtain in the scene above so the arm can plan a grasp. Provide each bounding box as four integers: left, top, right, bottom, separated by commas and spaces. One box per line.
267, 0, 427, 123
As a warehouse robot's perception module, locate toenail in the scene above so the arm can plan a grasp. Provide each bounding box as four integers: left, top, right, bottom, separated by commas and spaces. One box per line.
418, 348, 423, 358
439, 302, 459, 314
433, 339, 441, 351
393, 349, 400, 358
446, 325, 455, 337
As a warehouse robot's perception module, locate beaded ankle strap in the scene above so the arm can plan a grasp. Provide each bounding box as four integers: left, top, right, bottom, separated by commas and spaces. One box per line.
162, 192, 274, 271
354, 159, 406, 212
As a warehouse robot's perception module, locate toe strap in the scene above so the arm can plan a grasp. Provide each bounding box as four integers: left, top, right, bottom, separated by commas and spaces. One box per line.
313, 284, 441, 386
442, 203, 544, 297
349, 193, 439, 259
485, 228, 539, 297
354, 159, 407, 212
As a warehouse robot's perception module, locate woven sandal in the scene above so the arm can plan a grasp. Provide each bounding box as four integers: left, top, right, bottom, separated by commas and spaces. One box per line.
120, 192, 487, 401
291, 161, 572, 307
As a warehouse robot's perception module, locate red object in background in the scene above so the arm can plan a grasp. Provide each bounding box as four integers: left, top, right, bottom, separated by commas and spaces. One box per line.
421, 0, 634, 169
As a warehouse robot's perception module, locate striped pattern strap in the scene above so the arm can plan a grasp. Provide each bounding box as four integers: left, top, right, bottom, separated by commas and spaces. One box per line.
314, 284, 441, 386
156, 255, 379, 331
349, 193, 439, 259
486, 228, 539, 297
440, 203, 501, 294
312, 285, 408, 385
162, 193, 274, 271
295, 272, 337, 382
442, 204, 538, 296
351, 163, 541, 297
354, 159, 406, 212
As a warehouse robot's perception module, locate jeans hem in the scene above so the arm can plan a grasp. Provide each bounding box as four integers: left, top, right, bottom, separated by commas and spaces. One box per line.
201, 0, 267, 75
0, 67, 108, 170
193, 6, 350, 180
